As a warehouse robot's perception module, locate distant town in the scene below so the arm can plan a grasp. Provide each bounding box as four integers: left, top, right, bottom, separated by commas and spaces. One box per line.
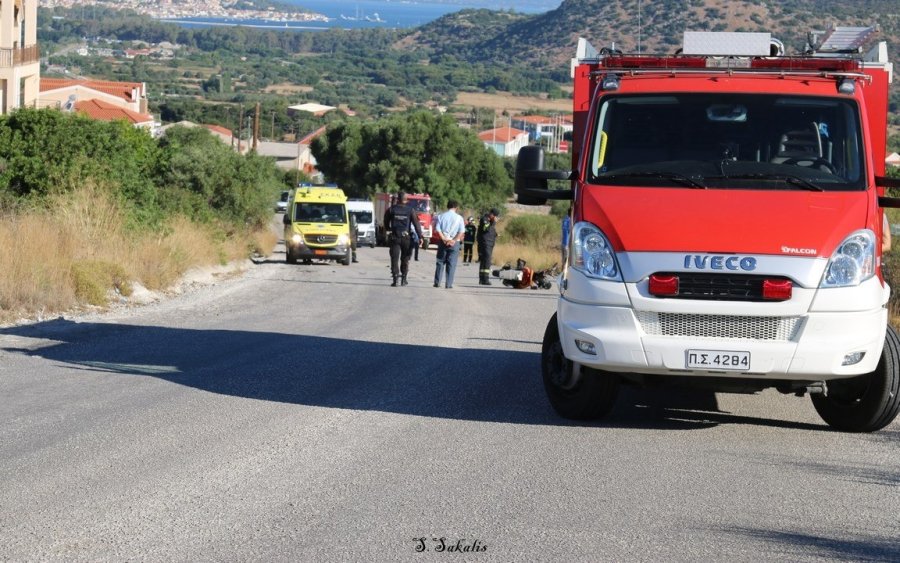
41, 0, 329, 23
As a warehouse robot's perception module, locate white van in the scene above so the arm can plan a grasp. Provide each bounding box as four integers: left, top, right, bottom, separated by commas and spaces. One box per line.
347, 199, 376, 248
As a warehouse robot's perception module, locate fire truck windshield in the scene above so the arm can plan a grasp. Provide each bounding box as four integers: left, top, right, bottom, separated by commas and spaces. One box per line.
589, 94, 865, 191
409, 199, 430, 213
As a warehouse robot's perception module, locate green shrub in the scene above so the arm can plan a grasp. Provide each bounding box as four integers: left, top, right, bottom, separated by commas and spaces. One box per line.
503, 214, 561, 247
549, 200, 571, 219
71, 260, 132, 306
0, 109, 283, 231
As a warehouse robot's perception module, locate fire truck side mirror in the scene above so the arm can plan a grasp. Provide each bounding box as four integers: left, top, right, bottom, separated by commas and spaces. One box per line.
514, 146, 573, 206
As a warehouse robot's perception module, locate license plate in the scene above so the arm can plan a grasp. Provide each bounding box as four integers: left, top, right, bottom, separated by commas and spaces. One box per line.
314, 250, 327, 256
686, 349, 750, 371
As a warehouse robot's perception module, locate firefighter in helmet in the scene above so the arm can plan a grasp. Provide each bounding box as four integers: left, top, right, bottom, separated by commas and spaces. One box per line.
477, 208, 500, 285
463, 216, 477, 265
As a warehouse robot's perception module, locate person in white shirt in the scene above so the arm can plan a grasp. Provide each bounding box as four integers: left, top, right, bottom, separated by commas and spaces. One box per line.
432, 199, 466, 288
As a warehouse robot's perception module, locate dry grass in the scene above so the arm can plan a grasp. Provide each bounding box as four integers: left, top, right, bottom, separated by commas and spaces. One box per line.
250, 228, 279, 258
491, 242, 560, 272
0, 185, 272, 324
262, 83, 314, 94
491, 209, 562, 271
454, 92, 571, 113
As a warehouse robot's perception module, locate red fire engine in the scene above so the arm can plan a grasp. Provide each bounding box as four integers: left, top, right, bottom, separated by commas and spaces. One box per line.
373, 192, 433, 249
515, 28, 899, 432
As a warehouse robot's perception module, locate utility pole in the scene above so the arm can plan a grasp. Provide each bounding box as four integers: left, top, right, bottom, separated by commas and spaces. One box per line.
271, 111, 276, 140
253, 102, 260, 151
237, 104, 244, 152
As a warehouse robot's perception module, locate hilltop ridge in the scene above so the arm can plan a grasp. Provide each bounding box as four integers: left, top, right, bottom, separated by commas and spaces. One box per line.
407, 0, 899, 67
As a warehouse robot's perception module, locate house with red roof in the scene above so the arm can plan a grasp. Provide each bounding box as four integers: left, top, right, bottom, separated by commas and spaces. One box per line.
201, 123, 247, 151
295, 126, 327, 178
510, 114, 574, 144
887, 152, 900, 168
74, 99, 157, 135
39, 78, 149, 115
159, 120, 248, 152
478, 127, 529, 158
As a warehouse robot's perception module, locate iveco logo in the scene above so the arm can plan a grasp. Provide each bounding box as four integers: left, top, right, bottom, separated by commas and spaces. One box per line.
683, 255, 757, 271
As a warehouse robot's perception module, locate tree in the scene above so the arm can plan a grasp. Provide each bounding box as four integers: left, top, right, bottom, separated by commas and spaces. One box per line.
156, 125, 279, 227
0, 108, 159, 218
312, 111, 510, 209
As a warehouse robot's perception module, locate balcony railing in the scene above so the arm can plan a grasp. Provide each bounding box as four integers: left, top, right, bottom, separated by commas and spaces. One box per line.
0, 44, 40, 68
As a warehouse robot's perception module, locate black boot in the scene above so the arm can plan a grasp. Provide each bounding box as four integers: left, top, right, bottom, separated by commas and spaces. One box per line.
480, 273, 492, 286
401, 276, 408, 286
391, 277, 398, 287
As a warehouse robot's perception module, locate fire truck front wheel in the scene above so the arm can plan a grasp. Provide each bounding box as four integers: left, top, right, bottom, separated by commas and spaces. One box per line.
541, 313, 619, 420
811, 325, 900, 432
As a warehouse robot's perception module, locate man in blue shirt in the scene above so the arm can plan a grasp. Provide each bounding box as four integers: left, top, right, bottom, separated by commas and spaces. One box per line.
561, 206, 572, 267
433, 199, 465, 288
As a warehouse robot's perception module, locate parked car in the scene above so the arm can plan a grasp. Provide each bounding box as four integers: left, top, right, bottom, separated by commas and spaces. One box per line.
275, 190, 290, 213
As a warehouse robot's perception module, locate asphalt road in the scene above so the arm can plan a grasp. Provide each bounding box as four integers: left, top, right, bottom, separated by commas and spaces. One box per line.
1, 235, 898, 561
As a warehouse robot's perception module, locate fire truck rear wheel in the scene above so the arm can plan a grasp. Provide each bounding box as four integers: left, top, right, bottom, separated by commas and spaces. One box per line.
811, 325, 900, 432
541, 313, 619, 420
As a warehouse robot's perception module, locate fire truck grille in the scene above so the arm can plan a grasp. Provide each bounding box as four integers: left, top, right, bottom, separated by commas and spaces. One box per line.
636, 312, 803, 341
658, 273, 793, 301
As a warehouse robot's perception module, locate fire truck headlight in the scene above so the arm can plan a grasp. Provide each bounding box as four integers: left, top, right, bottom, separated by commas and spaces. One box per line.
572, 222, 621, 281
821, 230, 875, 288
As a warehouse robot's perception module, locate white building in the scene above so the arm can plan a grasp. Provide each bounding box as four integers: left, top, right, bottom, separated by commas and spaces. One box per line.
0, 0, 39, 114
478, 127, 529, 158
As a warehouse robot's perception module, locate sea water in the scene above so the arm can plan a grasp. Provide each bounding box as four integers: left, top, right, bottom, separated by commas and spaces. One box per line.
167, 0, 554, 31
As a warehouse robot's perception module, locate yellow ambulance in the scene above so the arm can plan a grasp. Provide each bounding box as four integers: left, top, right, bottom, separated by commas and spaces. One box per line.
282, 185, 352, 265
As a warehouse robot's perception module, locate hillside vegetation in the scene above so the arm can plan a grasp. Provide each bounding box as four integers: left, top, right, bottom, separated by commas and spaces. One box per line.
0, 109, 284, 322
39, 0, 900, 137
410, 0, 899, 65
407, 0, 900, 117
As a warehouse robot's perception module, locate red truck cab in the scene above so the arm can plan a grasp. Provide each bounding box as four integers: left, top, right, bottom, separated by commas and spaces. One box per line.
373, 192, 433, 248
515, 29, 900, 432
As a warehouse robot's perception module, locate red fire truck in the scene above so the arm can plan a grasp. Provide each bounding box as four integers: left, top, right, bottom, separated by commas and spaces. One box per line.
515, 28, 900, 432
373, 191, 434, 249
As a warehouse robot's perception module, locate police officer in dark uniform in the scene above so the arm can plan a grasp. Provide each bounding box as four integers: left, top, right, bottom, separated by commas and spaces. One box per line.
385, 191, 423, 286
477, 208, 499, 285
